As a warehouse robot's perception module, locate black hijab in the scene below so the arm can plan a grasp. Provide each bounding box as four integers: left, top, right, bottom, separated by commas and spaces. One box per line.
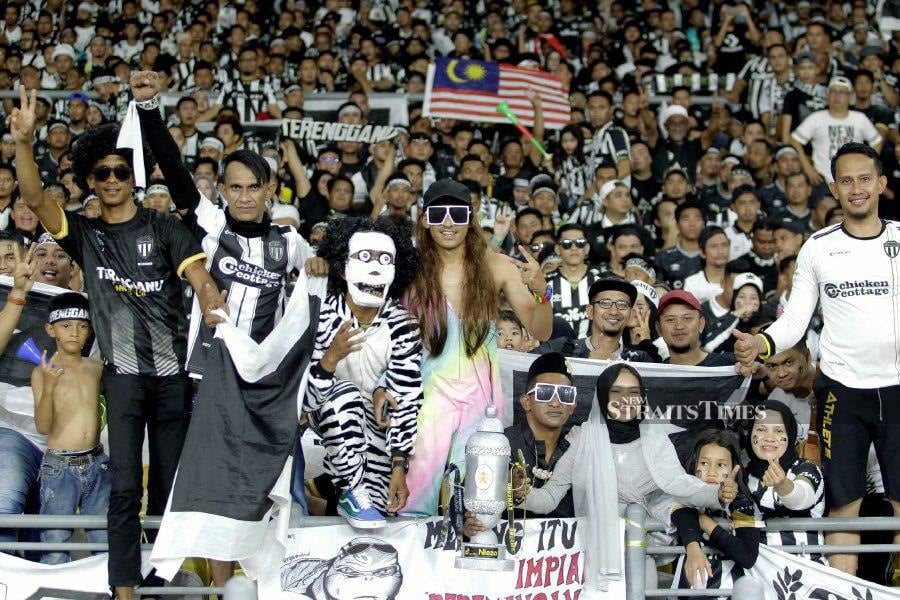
596, 363, 644, 444
745, 399, 799, 479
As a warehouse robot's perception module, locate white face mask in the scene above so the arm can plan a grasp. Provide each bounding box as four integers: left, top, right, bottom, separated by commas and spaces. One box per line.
345, 231, 396, 307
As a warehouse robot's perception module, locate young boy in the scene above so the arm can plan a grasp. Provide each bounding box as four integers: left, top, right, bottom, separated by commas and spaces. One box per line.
31, 292, 106, 564
498, 309, 528, 351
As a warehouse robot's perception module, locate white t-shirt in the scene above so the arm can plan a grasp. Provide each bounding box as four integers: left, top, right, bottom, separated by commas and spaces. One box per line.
765, 221, 900, 388
791, 110, 882, 183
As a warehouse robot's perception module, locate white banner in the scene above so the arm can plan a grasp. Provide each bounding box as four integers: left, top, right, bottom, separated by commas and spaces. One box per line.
258, 517, 626, 600
750, 545, 900, 599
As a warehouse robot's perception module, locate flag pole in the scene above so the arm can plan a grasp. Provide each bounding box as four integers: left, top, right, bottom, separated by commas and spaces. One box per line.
496, 101, 549, 159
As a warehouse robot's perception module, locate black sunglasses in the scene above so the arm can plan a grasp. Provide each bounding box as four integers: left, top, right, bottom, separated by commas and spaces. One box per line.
559, 238, 588, 250
92, 165, 132, 182
426, 205, 470, 226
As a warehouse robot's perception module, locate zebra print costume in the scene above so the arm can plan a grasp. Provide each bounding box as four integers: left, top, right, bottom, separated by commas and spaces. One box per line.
303, 293, 423, 512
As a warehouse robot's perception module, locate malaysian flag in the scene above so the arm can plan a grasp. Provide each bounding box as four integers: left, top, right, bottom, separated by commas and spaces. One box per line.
424, 58, 571, 129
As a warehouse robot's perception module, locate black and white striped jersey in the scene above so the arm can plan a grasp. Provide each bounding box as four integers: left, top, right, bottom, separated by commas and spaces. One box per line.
548, 267, 604, 338
748, 457, 826, 555
183, 195, 314, 375
216, 78, 277, 122
586, 121, 631, 173
736, 55, 773, 119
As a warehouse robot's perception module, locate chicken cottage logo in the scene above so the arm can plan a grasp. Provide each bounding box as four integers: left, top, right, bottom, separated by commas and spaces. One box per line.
217, 256, 281, 288
823, 280, 890, 299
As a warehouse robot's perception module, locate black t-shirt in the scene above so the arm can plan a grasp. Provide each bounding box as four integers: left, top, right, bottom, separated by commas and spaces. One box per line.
52, 206, 205, 376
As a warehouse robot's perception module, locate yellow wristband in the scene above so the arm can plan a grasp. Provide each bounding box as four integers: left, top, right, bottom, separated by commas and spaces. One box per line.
756, 333, 772, 360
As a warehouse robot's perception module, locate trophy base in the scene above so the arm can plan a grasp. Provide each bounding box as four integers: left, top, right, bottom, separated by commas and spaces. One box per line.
454, 543, 515, 571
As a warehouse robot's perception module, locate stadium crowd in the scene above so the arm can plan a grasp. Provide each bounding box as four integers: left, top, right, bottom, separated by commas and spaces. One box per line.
0, 0, 897, 597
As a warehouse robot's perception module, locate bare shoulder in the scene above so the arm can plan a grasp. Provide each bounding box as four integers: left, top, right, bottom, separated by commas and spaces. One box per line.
85, 357, 104, 376
488, 251, 516, 277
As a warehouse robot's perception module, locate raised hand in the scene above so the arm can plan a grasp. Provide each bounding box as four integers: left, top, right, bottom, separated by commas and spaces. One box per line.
7, 85, 37, 143
40, 350, 64, 386
718, 465, 740, 506
514, 245, 548, 292
320, 321, 365, 372
762, 458, 787, 488
492, 205, 514, 242
129, 70, 160, 102
13, 243, 34, 293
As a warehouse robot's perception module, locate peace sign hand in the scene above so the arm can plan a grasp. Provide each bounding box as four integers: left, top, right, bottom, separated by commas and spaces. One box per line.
6, 85, 37, 143
13, 243, 34, 293
514, 245, 547, 292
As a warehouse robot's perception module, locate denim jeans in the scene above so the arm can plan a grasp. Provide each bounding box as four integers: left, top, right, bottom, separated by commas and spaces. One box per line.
39, 448, 111, 565
0, 427, 43, 553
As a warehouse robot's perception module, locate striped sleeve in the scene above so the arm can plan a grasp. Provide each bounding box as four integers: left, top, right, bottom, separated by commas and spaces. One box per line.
384, 306, 424, 456
303, 298, 342, 412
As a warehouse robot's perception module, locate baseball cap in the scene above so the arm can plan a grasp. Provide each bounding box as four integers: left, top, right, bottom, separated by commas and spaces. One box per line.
658, 290, 701, 314
858, 45, 883, 59
423, 178, 471, 209
828, 76, 853, 91
722, 155, 742, 167
774, 219, 806, 235
513, 178, 530, 189
732, 272, 764, 295
47, 120, 69, 133
588, 278, 638, 305
795, 51, 817, 65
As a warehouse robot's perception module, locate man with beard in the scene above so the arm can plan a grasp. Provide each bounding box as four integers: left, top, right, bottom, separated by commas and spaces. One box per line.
658, 290, 736, 366
573, 278, 654, 362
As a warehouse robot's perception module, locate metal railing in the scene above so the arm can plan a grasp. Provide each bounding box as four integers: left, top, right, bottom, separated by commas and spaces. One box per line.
1, 509, 897, 597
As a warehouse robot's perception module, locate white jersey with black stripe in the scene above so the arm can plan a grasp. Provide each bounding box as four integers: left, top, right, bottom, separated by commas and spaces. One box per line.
765, 220, 900, 388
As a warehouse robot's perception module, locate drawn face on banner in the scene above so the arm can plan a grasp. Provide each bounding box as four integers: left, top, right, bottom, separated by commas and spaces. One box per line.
750, 409, 790, 461
345, 232, 396, 307
323, 537, 403, 599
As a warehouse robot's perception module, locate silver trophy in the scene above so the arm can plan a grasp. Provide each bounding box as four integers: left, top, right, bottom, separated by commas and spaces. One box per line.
454, 405, 514, 571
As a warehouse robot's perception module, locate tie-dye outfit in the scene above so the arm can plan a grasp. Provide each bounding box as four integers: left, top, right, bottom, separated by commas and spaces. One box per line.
403, 303, 504, 516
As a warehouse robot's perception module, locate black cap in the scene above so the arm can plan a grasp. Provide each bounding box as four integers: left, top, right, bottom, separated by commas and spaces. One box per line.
423, 179, 471, 209
588, 277, 638, 304
527, 352, 572, 384
774, 219, 806, 235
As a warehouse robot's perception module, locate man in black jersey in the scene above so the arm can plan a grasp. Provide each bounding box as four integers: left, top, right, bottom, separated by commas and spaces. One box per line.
9, 85, 226, 600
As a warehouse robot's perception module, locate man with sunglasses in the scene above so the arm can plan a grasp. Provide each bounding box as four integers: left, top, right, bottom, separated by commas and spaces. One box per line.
574, 278, 656, 362
547, 223, 603, 338
9, 84, 226, 599
463, 351, 578, 536
506, 353, 578, 518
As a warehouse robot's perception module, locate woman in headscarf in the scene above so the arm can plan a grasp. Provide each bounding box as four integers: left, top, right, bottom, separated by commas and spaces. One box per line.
513, 363, 737, 591
742, 399, 826, 563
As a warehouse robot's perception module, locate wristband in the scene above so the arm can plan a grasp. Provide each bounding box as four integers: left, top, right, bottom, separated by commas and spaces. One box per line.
532, 283, 552, 304
135, 95, 160, 110
7, 295, 25, 306
756, 332, 773, 360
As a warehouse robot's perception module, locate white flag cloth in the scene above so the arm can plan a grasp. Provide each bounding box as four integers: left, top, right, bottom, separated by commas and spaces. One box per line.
115, 100, 146, 188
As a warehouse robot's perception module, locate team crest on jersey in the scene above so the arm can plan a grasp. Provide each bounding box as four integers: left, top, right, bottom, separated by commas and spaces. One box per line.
136, 235, 154, 259
884, 240, 900, 259
267, 240, 284, 261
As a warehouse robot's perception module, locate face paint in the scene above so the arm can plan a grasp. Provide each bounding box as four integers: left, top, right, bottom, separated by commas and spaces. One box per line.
345, 231, 396, 307
750, 410, 789, 460
695, 443, 733, 485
